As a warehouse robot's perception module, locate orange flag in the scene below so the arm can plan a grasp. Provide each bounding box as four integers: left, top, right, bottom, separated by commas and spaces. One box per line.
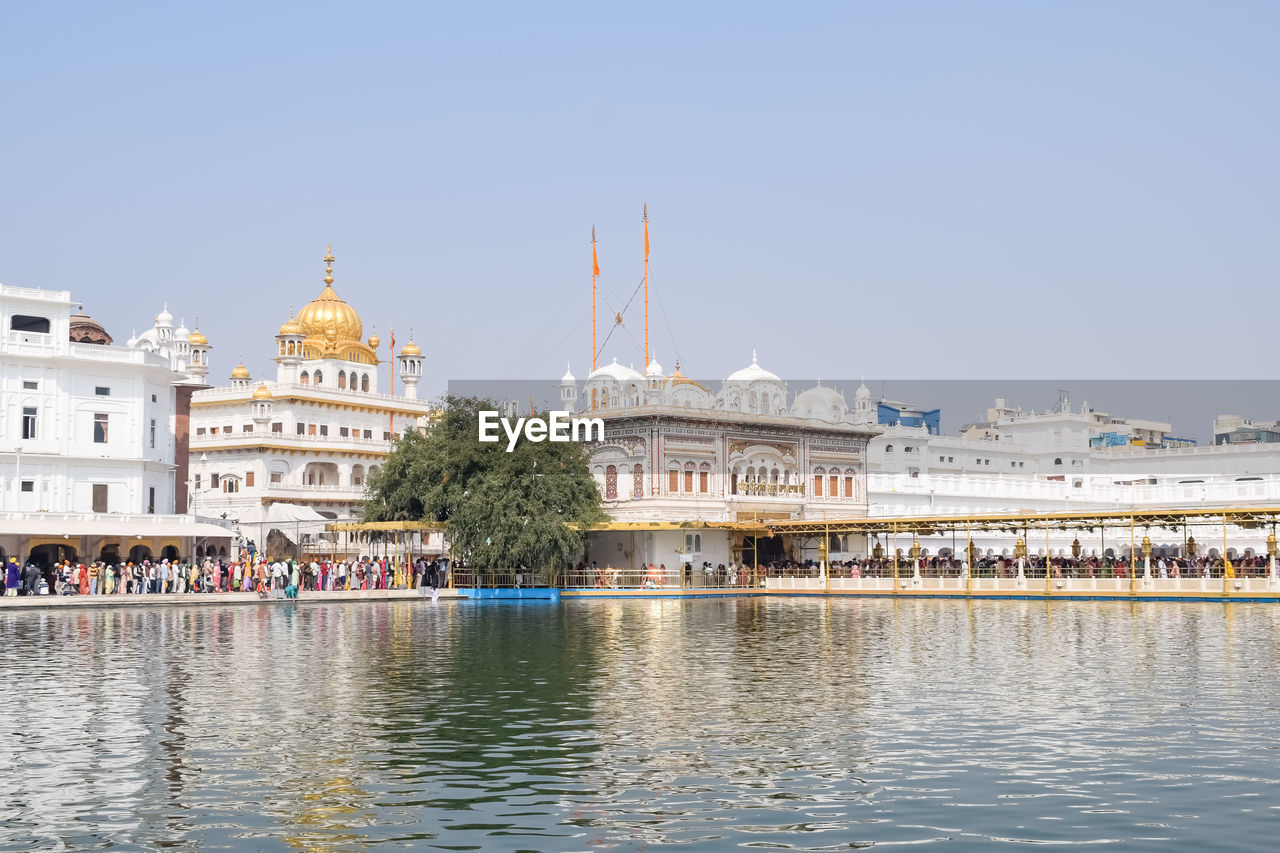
644, 217, 649, 260
389, 326, 395, 351
592, 239, 600, 276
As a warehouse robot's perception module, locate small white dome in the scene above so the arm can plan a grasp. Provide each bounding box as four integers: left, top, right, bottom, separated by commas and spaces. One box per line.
855, 381, 871, 398
126, 332, 138, 348
645, 355, 663, 377
174, 320, 190, 341
587, 356, 644, 383
793, 385, 848, 421
726, 350, 781, 383
561, 363, 576, 383
154, 304, 174, 327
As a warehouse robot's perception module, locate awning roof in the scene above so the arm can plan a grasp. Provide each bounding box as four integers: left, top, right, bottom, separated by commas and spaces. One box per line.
764, 505, 1280, 536
0, 517, 234, 538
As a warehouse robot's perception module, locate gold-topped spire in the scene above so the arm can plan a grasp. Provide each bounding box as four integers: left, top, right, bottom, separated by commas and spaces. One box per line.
323, 244, 335, 285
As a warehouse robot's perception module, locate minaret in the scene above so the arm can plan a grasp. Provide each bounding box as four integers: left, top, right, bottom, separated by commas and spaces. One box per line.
251, 382, 274, 426
397, 333, 423, 400
560, 363, 577, 411
230, 362, 252, 391
276, 309, 305, 384
188, 321, 211, 381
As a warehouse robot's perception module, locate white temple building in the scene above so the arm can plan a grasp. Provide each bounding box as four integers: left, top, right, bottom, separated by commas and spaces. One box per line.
561, 351, 880, 568
187, 248, 440, 557
1, 283, 230, 569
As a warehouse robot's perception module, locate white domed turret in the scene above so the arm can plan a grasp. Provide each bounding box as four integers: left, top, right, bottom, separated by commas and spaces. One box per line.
792, 383, 848, 422
126, 331, 138, 348
726, 350, 781, 383
585, 357, 644, 410
397, 334, 424, 400
153, 304, 175, 342
720, 350, 786, 415
560, 363, 578, 409
853, 379, 875, 425
644, 353, 664, 392
174, 321, 190, 341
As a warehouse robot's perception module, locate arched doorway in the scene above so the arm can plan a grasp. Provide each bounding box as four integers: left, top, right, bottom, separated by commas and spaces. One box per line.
128, 544, 153, 563
160, 545, 179, 562
28, 543, 77, 570
99, 543, 120, 564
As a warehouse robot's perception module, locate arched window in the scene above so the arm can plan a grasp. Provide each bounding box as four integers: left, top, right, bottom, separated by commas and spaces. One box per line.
361, 374, 369, 392
10, 315, 51, 333
829, 473, 839, 498
1054, 457, 1063, 466
633, 464, 644, 499
813, 466, 825, 497
313, 370, 323, 386
694, 534, 702, 552
684, 461, 695, 494
605, 465, 618, 499
338, 371, 347, 390
299, 371, 310, 385
885, 444, 894, 453
668, 462, 680, 494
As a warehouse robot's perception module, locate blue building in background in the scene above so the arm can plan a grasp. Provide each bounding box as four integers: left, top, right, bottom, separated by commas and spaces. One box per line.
878, 401, 941, 435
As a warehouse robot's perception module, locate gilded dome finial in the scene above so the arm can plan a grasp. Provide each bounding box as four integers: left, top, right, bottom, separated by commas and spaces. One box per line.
323, 244, 335, 285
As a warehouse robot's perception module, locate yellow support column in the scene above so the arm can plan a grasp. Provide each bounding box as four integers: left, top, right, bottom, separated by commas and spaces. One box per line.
892, 523, 899, 593
824, 522, 831, 594
965, 518, 973, 596
1129, 516, 1136, 598
1223, 511, 1231, 597
1045, 517, 1051, 597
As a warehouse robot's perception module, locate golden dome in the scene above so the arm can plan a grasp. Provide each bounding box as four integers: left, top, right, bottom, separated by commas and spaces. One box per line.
296, 284, 363, 342
188, 327, 208, 346
231, 363, 251, 380
367, 332, 380, 349
278, 316, 304, 336
252, 382, 273, 400
401, 340, 421, 357
668, 362, 708, 392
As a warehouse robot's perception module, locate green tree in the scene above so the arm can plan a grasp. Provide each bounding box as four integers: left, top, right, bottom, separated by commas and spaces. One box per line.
364, 396, 605, 577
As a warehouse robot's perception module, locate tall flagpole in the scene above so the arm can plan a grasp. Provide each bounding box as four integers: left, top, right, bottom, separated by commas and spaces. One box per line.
592, 225, 598, 371
643, 204, 650, 367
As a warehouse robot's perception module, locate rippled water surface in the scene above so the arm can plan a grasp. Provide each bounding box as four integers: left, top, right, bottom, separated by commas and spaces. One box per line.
2, 599, 1278, 850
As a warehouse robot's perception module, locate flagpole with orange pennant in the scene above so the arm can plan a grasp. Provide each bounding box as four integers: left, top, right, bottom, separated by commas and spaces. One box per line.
592, 225, 599, 371
388, 326, 396, 432
643, 204, 650, 367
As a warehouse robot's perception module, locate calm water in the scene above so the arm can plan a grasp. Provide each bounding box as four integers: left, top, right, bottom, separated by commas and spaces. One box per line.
1, 598, 1278, 851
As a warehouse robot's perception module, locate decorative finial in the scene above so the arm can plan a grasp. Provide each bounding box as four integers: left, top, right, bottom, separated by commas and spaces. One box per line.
643, 203, 648, 220
323, 245, 335, 285
752, 348, 757, 363
592, 224, 596, 240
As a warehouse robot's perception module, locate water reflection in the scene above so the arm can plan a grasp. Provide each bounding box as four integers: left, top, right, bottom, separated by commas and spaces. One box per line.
1, 600, 1278, 850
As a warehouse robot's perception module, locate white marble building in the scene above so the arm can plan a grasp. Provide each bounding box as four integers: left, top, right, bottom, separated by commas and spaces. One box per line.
187, 249, 438, 555
0, 284, 229, 568
562, 352, 880, 569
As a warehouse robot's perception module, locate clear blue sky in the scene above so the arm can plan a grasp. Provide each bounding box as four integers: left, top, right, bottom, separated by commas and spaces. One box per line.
2, 1, 1276, 394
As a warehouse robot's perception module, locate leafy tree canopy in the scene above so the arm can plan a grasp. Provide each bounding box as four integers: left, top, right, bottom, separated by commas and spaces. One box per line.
364, 396, 605, 571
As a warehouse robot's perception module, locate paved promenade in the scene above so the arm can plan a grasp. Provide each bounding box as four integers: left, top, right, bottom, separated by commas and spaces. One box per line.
0, 588, 464, 610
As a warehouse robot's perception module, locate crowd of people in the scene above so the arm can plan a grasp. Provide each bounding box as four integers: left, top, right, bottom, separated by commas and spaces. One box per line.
768, 554, 1280, 580
2, 555, 450, 598
562, 553, 1280, 588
